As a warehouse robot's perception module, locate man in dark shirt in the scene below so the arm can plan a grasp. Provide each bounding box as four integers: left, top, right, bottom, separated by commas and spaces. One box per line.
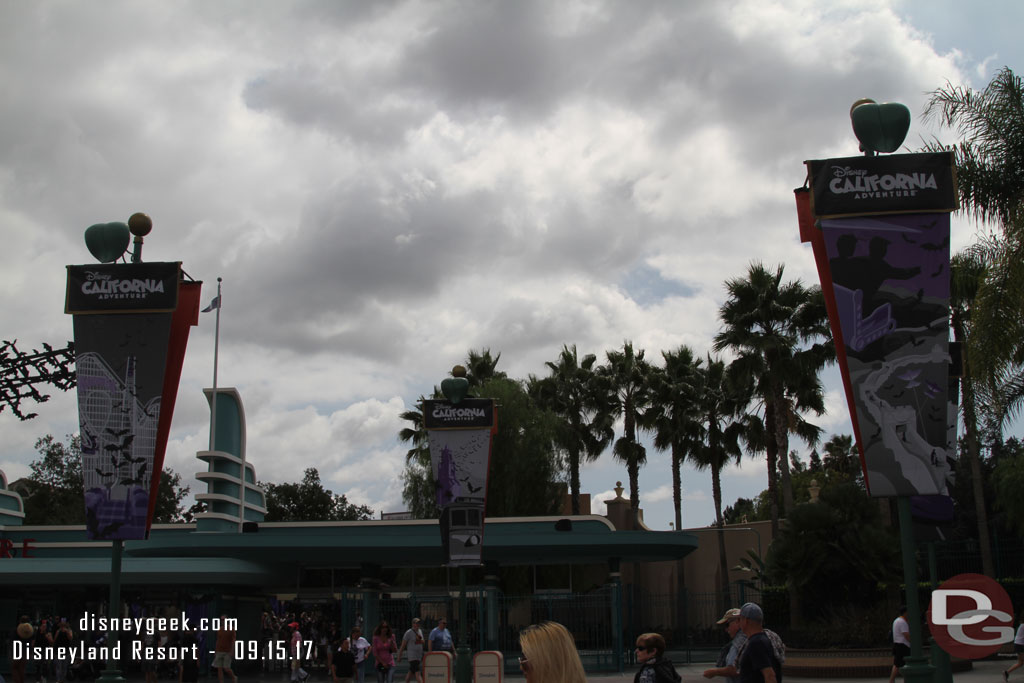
737, 603, 782, 683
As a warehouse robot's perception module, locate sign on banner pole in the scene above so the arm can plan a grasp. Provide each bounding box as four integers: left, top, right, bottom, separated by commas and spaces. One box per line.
68, 213, 201, 683
798, 100, 961, 683
423, 365, 499, 683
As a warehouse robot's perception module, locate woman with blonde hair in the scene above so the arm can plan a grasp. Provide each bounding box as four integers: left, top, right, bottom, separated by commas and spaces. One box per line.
517, 621, 587, 683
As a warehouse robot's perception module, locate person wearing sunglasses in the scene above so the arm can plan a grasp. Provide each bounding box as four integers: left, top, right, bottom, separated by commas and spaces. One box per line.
634, 632, 681, 683
517, 621, 586, 683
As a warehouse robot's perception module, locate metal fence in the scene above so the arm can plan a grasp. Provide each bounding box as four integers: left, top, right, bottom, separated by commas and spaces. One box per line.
623, 584, 764, 662
494, 588, 617, 672
330, 587, 619, 673
921, 537, 1024, 581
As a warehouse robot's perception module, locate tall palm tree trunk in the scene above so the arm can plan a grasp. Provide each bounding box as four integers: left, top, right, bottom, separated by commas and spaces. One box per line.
624, 406, 642, 523
765, 401, 780, 537
569, 447, 581, 516
628, 456, 641, 524
771, 387, 795, 514
956, 321, 995, 577
672, 443, 683, 531
713, 465, 731, 612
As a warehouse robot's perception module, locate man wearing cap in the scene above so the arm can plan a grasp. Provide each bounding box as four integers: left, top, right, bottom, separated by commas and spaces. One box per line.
703, 608, 747, 683
397, 617, 424, 683
737, 603, 783, 683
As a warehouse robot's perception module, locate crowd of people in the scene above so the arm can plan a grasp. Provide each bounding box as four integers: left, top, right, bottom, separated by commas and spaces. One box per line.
257, 611, 457, 683
9, 613, 203, 683
42, 599, 1024, 683
14, 598, 1024, 683
514, 602, 783, 683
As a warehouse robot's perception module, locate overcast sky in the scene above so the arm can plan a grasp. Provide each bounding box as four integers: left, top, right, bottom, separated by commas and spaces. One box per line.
2, 0, 1020, 531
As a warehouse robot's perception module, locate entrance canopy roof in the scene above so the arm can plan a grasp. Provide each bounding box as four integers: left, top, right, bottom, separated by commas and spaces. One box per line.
0, 515, 697, 582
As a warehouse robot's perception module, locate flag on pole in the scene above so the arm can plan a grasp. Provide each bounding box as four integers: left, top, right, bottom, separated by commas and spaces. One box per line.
201, 295, 221, 313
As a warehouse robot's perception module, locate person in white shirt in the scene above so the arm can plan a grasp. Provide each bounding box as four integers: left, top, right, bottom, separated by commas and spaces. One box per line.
888, 605, 910, 683
347, 627, 371, 683
1004, 614, 1024, 681
396, 618, 425, 683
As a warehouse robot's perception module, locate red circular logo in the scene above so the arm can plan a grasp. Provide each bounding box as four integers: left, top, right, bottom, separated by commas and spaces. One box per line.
927, 573, 1015, 659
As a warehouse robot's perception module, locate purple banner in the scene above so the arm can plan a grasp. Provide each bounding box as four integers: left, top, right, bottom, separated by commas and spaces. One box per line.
425, 398, 495, 566
819, 213, 954, 497
67, 262, 181, 539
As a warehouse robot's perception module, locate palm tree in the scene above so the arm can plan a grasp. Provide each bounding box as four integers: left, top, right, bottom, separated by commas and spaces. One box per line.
949, 249, 997, 577
398, 389, 442, 519
398, 391, 438, 467
531, 345, 614, 515
925, 68, 1024, 428
465, 348, 507, 388
925, 67, 1024, 234
690, 355, 746, 609
925, 69, 1024, 576
599, 341, 653, 523
714, 262, 831, 535
647, 345, 703, 531
821, 434, 861, 479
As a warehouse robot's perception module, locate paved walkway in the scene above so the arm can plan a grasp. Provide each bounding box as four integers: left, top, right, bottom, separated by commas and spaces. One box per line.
71, 656, 1015, 683
584, 657, 1010, 682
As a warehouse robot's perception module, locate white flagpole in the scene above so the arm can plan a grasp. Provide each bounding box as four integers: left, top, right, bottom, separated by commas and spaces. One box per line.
209, 277, 222, 452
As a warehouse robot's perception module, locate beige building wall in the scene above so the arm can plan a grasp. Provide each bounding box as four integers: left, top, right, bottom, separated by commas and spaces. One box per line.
595, 482, 775, 633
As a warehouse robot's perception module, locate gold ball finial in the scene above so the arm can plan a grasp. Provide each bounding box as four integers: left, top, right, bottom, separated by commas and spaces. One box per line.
452, 365, 467, 378
128, 212, 153, 237
850, 98, 876, 116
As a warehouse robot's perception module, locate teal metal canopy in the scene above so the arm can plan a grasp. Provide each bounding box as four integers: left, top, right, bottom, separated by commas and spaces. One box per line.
0, 556, 280, 585
1, 516, 698, 574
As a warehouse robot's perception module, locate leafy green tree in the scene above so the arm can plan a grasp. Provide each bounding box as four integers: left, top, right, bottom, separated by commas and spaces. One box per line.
808, 448, 822, 473
768, 482, 901, 615
399, 353, 563, 519
478, 376, 563, 517
722, 497, 756, 525
23, 434, 84, 524
153, 469, 193, 523
400, 458, 439, 520
23, 433, 194, 524
261, 467, 373, 522
530, 345, 613, 515
598, 342, 653, 522
949, 249, 996, 576
690, 356, 746, 607
926, 69, 1024, 576
723, 434, 864, 525
993, 437, 1024, 537
397, 388, 441, 519
647, 345, 703, 531
714, 262, 831, 536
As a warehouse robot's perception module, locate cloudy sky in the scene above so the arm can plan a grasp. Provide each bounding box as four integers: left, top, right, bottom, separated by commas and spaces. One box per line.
1, 0, 1020, 531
